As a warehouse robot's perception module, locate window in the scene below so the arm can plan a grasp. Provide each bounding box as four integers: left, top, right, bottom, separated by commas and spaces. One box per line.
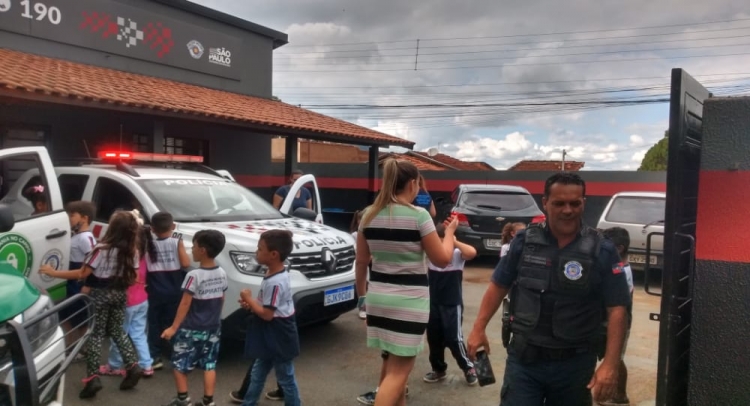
58, 174, 89, 205
92, 177, 142, 222
605, 197, 666, 225
0, 153, 53, 221
163, 136, 209, 165
459, 191, 537, 211
132, 134, 151, 152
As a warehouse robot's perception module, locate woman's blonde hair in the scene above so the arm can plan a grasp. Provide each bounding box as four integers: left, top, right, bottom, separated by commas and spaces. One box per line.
360, 158, 420, 228
501, 222, 526, 245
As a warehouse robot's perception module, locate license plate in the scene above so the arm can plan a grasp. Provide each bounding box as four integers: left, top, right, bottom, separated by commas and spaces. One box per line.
324, 285, 355, 306
628, 254, 657, 265
485, 239, 503, 248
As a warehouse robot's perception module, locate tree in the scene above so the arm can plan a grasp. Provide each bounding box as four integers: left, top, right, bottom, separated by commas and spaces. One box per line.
638, 130, 669, 171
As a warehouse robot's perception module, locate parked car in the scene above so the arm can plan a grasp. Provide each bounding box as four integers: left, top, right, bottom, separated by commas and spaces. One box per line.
438, 184, 544, 256
596, 191, 666, 272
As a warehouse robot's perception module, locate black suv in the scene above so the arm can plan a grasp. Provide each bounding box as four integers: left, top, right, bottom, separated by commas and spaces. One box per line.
437, 184, 544, 256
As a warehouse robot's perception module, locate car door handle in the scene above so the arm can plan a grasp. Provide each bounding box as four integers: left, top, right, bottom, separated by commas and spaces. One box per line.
46, 229, 68, 240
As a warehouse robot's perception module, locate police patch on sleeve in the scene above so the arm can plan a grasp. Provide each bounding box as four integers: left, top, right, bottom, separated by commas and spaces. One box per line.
563, 261, 584, 281
612, 262, 624, 275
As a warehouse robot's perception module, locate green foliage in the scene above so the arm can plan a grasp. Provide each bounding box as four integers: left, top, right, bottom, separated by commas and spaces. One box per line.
638, 130, 669, 171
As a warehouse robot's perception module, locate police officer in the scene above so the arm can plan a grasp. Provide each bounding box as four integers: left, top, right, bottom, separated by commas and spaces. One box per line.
467, 172, 630, 406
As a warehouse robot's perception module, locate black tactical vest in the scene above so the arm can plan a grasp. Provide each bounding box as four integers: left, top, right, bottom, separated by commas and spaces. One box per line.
510, 223, 604, 349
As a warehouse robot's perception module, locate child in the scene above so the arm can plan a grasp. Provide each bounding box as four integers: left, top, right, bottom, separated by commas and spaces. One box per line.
101, 218, 155, 377
147, 212, 192, 370
500, 222, 526, 258
351, 209, 367, 320
41, 210, 143, 399
602, 227, 634, 406
423, 223, 478, 385
22, 182, 49, 215
239, 229, 302, 406
161, 230, 228, 406
55, 201, 96, 359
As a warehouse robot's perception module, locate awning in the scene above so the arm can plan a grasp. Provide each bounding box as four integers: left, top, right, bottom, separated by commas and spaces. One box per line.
0, 48, 413, 148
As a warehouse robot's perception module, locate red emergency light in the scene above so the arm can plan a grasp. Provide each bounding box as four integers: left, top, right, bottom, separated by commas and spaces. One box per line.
97, 151, 204, 163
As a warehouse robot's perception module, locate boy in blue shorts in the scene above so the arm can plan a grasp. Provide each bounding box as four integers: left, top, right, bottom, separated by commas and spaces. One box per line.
239, 229, 302, 406
161, 230, 228, 406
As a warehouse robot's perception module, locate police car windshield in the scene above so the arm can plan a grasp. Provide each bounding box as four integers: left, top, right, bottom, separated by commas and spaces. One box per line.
138, 179, 283, 222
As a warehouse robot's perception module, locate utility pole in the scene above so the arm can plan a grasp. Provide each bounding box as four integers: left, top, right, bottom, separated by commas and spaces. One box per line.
561, 149, 567, 172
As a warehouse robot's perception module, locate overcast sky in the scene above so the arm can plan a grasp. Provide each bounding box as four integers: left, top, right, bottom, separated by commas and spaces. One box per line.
193, 0, 750, 170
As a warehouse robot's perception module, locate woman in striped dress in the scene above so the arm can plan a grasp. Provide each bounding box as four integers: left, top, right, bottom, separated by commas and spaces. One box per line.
355, 158, 458, 406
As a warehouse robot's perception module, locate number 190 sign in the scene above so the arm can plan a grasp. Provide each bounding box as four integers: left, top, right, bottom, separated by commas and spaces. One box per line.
0, 0, 62, 25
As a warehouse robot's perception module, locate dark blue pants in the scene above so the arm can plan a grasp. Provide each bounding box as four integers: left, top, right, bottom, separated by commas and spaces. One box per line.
499, 347, 597, 406
147, 296, 179, 359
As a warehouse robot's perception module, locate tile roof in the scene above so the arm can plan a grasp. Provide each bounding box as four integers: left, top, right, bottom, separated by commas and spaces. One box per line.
379, 153, 448, 171
508, 160, 585, 171
0, 48, 412, 147
412, 152, 495, 171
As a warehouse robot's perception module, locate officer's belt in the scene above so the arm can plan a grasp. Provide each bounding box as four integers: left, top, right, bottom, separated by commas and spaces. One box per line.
513, 341, 590, 362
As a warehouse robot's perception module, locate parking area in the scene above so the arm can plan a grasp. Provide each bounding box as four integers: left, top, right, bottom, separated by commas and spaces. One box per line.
63, 258, 660, 406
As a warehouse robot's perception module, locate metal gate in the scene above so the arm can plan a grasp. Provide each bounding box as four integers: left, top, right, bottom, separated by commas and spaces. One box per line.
649, 69, 711, 406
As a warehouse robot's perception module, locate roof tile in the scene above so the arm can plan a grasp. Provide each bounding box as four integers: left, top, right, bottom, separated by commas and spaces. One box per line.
0, 48, 412, 147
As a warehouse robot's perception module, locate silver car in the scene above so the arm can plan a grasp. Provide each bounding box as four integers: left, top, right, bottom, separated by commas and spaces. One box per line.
596, 192, 666, 272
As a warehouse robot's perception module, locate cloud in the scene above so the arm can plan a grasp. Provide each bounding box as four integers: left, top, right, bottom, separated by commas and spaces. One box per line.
192, 0, 750, 169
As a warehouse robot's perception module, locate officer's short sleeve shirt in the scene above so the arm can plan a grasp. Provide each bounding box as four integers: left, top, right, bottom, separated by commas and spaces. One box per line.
491, 228, 631, 309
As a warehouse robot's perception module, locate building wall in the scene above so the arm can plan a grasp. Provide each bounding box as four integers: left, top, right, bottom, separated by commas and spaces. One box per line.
0, 102, 273, 178
0, 0, 275, 98
271, 138, 370, 163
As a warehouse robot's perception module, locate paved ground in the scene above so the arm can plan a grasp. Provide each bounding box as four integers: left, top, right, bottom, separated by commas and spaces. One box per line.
62, 258, 660, 405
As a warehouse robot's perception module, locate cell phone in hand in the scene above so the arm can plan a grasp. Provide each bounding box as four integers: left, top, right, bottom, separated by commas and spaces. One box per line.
474, 349, 496, 387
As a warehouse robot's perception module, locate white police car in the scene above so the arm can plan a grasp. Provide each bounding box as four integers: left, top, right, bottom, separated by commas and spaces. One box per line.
7, 151, 357, 339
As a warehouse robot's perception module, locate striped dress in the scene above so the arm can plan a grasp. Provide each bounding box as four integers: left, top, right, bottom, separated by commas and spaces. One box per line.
362, 204, 435, 357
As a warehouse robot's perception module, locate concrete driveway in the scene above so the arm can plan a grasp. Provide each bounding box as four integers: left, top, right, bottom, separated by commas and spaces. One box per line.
62, 258, 660, 405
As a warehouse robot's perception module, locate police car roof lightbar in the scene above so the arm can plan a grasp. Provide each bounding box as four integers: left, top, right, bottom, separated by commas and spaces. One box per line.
98, 151, 204, 163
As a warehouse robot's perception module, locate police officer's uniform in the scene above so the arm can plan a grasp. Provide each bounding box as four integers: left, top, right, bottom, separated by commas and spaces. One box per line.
492, 222, 630, 406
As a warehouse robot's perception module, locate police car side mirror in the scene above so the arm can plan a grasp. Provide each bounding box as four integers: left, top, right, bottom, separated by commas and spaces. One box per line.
292, 207, 317, 222
0, 204, 16, 232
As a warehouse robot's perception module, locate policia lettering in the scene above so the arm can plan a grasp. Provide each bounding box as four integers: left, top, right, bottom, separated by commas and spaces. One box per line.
503, 223, 606, 353
0, 233, 34, 277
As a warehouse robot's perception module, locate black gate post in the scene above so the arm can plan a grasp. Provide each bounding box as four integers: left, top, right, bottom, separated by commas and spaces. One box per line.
284, 136, 298, 179
688, 96, 750, 405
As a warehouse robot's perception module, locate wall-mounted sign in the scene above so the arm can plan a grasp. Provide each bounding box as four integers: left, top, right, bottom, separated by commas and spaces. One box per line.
0, 0, 243, 80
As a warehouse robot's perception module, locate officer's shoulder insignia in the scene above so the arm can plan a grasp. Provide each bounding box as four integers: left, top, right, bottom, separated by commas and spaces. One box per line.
563, 261, 584, 280
612, 262, 624, 275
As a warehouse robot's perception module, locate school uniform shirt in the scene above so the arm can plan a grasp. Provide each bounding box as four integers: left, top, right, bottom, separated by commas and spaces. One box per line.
244, 269, 300, 361
69, 231, 96, 269
146, 237, 185, 298
427, 248, 466, 306
84, 246, 139, 289
180, 266, 228, 331
500, 243, 511, 259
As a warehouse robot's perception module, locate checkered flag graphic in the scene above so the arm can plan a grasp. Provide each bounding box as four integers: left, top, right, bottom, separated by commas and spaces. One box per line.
116, 17, 144, 48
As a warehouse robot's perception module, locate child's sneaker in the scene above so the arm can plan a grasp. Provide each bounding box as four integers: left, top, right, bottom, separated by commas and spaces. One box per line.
98, 365, 125, 376
228, 391, 243, 404
465, 368, 478, 386
423, 370, 447, 383
119, 363, 143, 390
194, 399, 216, 406
79, 375, 102, 399
162, 397, 192, 406
356, 389, 377, 405
265, 388, 284, 400
152, 357, 164, 370
142, 367, 155, 378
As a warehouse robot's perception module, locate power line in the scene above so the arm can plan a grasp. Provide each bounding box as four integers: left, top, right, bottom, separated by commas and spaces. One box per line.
275, 50, 750, 73
275, 32, 750, 62
280, 17, 750, 48
273, 72, 750, 89
274, 42, 750, 68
